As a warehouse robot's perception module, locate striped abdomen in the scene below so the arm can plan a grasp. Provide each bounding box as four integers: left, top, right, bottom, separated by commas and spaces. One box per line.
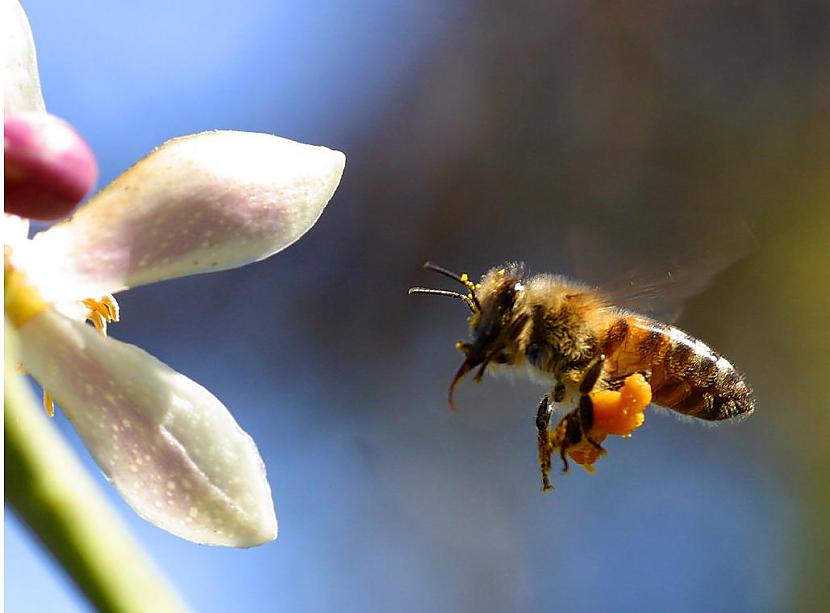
601, 315, 754, 421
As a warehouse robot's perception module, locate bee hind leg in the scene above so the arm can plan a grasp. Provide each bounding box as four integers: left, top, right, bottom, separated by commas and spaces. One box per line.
607, 368, 652, 391
550, 370, 609, 475
578, 394, 606, 458
539, 358, 613, 489
578, 353, 608, 455
579, 353, 606, 394
559, 446, 570, 473
550, 404, 584, 473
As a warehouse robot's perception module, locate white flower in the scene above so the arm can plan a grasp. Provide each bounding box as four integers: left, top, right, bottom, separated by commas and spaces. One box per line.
6, 131, 345, 547
4, 0, 345, 548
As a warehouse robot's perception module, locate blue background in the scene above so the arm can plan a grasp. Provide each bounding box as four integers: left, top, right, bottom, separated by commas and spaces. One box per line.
7, 1, 830, 611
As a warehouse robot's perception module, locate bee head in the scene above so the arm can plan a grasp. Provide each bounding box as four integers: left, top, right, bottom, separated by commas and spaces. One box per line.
409, 262, 526, 410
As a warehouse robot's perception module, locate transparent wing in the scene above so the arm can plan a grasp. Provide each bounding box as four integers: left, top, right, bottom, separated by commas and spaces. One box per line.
565, 218, 757, 322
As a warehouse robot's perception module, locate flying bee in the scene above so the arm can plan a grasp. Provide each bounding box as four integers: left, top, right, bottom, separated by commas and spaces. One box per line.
409, 261, 755, 491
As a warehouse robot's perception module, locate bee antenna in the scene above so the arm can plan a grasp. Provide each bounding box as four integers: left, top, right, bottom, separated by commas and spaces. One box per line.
423, 262, 465, 284
422, 262, 482, 311
408, 287, 477, 313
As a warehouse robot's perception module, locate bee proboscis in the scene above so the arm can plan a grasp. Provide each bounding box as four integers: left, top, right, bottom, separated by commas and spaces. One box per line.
409, 262, 754, 490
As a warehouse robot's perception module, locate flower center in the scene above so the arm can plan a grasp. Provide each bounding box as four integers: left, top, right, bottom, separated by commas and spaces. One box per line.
4, 257, 49, 327
5, 257, 121, 416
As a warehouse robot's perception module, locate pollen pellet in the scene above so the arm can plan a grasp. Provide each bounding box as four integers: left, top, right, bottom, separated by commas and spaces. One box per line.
566, 374, 652, 468
591, 373, 651, 436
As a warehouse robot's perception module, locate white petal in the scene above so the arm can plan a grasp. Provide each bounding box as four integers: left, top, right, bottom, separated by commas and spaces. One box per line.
26, 131, 345, 302
3, 0, 46, 112
18, 309, 278, 547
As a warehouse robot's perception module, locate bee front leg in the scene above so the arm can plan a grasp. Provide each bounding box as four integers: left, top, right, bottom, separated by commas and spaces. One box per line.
535, 394, 554, 492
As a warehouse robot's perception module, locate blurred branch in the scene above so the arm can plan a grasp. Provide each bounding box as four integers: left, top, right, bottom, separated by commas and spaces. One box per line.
4, 321, 187, 613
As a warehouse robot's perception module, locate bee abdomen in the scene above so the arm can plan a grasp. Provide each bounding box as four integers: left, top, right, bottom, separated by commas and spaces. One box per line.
604, 317, 755, 421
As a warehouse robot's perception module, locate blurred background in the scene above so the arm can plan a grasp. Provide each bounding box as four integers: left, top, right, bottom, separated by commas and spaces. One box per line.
7, 1, 830, 611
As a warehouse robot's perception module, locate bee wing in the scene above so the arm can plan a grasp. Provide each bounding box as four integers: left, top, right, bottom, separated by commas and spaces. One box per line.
565, 219, 757, 323
599, 265, 731, 323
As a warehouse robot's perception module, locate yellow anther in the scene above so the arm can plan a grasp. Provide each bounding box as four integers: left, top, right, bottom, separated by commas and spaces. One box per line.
89, 312, 106, 334
460, 273, 469, 283
101, 295, 120, 322
475, 283, 482, 290
82, 294, 120, 336
43, 391, 55, 417
455, 341, 464, 349
497, 269, 506, 276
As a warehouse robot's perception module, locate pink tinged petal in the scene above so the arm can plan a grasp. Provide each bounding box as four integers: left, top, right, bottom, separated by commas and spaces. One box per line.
3, 0, 46, 113
4, 112, 99, 220
18, 309, 278, 547
27, 131, 346, 301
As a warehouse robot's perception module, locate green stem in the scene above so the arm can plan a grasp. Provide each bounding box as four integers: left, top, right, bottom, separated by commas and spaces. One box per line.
5, 324, 187, 613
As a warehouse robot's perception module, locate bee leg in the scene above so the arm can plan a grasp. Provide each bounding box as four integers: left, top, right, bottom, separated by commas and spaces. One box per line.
578, 379, 607, 457
552, 381, 566, 403
548, 359, 609, 480
535, 394, 554, 491
550, 386, 608, 473
579, 353, 606, 394
559, 446, 570, 474
552, 406, 584, 473
586, 435, 605, 453
608, 368, 652, 391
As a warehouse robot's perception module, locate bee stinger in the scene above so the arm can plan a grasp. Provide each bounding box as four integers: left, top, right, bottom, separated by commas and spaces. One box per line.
409, 261, 755, 491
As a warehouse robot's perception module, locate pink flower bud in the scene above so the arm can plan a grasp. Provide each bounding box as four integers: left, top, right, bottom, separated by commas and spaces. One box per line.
4, 112, 98, 220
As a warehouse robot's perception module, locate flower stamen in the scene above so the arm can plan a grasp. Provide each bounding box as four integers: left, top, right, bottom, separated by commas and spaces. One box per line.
43, 390, 55, 417
82, 295, 120, 335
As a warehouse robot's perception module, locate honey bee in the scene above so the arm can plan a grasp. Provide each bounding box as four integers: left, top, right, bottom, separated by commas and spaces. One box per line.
409, 261, 755, 491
